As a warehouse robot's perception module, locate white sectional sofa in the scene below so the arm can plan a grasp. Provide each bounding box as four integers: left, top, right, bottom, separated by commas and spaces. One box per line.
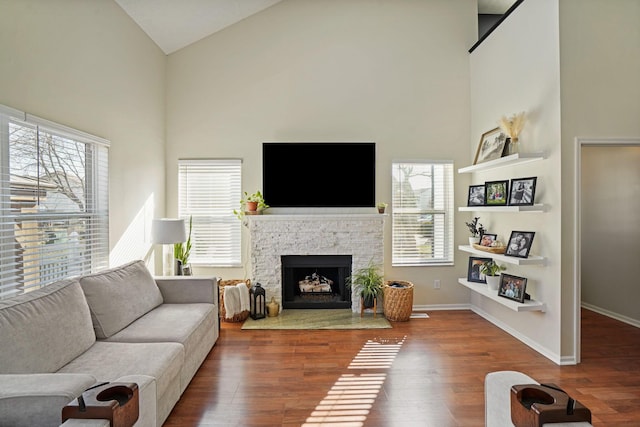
0, 260, 219, 427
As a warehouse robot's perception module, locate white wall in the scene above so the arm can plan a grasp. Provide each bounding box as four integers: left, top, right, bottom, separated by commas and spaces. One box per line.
559, 0, 640, 353
469, 0, 564, 362
166, 0, 479, 304
0, 0, 167, 268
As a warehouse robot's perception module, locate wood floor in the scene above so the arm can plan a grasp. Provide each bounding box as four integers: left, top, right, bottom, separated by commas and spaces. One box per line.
164, 309, 640, 426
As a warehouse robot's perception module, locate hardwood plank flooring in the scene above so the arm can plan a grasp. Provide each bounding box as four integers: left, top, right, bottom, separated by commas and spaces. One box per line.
164, 309, 640, 426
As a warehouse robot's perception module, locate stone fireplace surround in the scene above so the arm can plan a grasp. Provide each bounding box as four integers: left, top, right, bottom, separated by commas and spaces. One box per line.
247, 214, 385, 313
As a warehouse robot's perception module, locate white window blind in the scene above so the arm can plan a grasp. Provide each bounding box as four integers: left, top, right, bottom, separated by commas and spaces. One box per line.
178, 159, 241, 267
391, 161, 454, 266
0, 104, 109, 299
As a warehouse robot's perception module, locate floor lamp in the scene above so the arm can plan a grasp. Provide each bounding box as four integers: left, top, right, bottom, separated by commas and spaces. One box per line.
151, 218, 186, 276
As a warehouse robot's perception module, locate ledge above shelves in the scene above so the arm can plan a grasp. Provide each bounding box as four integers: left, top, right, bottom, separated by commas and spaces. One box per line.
458, 278, 546, 312
458, 152, 545, 174
458, 245, 546, 266
458, 204, 546, 213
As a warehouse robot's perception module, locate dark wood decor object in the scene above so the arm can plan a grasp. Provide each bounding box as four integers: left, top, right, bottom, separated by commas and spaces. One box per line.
510, 383, 591, 427
62, 382, 139, 427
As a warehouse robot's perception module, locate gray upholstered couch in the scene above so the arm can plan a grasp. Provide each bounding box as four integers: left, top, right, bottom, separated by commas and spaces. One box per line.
0, 260, 219, 427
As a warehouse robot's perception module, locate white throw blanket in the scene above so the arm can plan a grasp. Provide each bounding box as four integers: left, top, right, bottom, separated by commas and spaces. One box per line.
224, 282, 250, 319
237, 282, 250, 312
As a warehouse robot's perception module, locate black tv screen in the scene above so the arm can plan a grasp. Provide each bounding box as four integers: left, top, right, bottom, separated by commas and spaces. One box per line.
263, 142, 375, 208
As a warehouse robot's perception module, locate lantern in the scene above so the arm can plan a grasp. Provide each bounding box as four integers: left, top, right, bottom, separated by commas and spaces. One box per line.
250, 282, 266, 320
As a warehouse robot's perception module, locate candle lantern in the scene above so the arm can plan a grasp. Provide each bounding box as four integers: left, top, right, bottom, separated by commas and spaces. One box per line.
250, 282, 266, 320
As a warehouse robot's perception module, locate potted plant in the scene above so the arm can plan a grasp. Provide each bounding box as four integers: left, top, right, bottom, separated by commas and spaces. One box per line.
376, 202, 388, 214
233, 191, 269, 219
174, 215, 193, 275
346, 261, 384, 309
465, 216, 485, 246
480, 259, 506, 291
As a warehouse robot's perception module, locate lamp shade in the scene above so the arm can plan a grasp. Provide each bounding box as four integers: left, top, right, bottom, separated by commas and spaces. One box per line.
151, 218, 186, 244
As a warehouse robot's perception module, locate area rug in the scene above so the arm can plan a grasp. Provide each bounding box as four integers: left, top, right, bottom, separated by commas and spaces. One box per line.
241, 309, 392, 330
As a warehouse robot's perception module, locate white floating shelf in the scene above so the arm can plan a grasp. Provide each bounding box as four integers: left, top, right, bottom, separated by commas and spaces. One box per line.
458, 204, 546, 213
458, 245, 546, 266
458, 278, 546, 312
458, 152, 545, 174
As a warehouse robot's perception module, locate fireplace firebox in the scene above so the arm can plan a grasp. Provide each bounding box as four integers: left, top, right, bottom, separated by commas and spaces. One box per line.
281, 255, 352, 309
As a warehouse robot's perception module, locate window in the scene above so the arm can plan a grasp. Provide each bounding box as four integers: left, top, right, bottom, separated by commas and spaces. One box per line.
178, 159, 241, 267
0, 104, 109, 299
391, 161, 454, 266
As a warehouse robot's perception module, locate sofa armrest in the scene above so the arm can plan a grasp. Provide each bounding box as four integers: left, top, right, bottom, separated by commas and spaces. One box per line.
155, 276, 218, 304
0, 373, 97, 427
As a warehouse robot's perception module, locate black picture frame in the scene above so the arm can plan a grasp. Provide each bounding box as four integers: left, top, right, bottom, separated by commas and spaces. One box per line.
508, 177, 537, 206
479, 233, 497, 247
467, 256, 492, 283
505, 231, 535, 258
485, 180, 509, 206
498, 273, 528, 303
473, 127, 508, 164
467, 185, 485, 206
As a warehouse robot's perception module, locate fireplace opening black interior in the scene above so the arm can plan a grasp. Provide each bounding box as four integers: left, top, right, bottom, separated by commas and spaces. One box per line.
281, 255, 352, 309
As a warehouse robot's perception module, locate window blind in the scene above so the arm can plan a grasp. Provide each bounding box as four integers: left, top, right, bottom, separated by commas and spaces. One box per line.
391, 161, 454, 266
0, 104, 109, 299
178, 159, 241, 267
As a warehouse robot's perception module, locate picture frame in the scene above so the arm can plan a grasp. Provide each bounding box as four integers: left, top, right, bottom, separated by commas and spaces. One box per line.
479, 233, 497, 247
505, 231, 535, 258
498, 273, 528, 303
473, 127, 508, 165
467, 256, 492, 283
508, 177, 537, 206
467, 184, 485, 206
485, 180, 509, 206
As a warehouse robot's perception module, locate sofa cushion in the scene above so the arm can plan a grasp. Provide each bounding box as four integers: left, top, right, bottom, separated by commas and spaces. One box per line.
0, 373, 97, 427
104, 303, 217, 393
79, 260, 163, 338
57, 341, 184, 424
0, 279, 96, 374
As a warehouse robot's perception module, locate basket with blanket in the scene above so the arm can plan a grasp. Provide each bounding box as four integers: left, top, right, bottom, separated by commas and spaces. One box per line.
219, 279, 251, 322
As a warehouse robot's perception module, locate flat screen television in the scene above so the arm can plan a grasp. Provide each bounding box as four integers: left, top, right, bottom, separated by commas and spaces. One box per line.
262, 142, 375, 208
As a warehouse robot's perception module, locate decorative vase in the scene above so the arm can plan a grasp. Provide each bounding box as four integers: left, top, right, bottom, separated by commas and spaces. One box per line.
469, 236, 480, 246
486, 275, 501, 291
267, 297, 280, 317
507, 137, 520, 155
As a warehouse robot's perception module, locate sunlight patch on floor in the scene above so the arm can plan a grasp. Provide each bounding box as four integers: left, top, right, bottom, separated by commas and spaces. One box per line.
301, 336, 406, 427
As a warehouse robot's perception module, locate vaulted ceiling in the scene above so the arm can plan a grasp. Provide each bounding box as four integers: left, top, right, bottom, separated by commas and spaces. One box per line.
115, 0, 517, 55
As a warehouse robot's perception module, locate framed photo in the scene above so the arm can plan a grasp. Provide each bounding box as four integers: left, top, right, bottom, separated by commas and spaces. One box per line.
485, 180, 509, 206
505, 231, 535, 258
498, 273, 528, 303
479, 233, 497, 247
473, 127, 508, 165
467, 184, 485, 206
467, 256, 492, 283
508, 177, 537, 206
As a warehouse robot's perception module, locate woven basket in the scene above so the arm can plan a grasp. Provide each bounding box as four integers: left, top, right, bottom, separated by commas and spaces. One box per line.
219, 279, 251, 322
383, 280, 414, 322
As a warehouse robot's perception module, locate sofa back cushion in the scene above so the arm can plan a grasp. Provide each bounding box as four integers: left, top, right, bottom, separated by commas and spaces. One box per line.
0, 279, 96, 374
79, 260, 163, 338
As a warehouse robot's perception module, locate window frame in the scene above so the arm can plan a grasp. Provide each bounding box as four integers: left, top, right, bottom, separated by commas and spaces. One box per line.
391, 159, 454, 267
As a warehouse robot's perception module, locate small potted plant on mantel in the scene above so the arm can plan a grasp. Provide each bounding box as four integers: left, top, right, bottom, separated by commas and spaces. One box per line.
480, 259, 506, 291
465, 216, 485, 246
377, 202, 388, 214
233, 190, 269, 220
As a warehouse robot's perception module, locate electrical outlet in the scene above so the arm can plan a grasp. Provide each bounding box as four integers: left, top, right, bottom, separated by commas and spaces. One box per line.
434, 279, 441, 289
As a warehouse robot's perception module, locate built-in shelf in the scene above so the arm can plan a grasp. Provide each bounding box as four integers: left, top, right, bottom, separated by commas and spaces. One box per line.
458, 245, 545, 266
458, 204, 546, 213
458, 152, 545, 174
458, 278, 546, 312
